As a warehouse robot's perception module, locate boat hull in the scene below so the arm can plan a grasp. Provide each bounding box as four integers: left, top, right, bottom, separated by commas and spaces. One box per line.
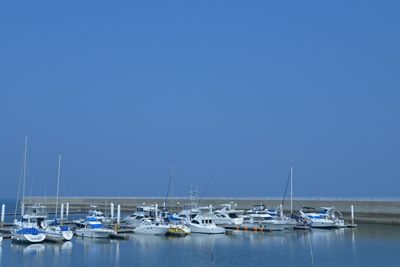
45, 232, 64, 242
62, 231, 74, 241
75, 229, 115, 238
310, 220, 339, 229
11, 230, 46, 243
134, 225, 169, 235
189, 224, 225, 234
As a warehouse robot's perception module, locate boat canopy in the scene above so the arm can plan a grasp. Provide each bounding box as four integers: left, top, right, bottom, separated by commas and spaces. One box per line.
16, 227, 40, 235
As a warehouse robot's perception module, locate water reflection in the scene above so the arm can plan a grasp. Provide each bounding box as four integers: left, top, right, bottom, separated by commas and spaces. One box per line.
1, 225, 399, 267
11, 243, 46, 255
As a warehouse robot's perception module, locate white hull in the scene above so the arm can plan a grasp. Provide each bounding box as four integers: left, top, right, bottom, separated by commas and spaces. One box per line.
45, 232, 64, 242
75, 229, 115, 238
134, 225, 169, 235
62, 231, 74, 241
188, 224, 225, 234
310, 220, 339, 228
214, 216, 244, 226
11, 230, 46, 243
124, 219, 142, 228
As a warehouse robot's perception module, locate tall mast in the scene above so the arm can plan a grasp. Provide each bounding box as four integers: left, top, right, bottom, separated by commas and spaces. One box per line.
55, 154, 62, 218
21, 135, 28, 216
290, 166, 293, 214
170, 165, 175, 209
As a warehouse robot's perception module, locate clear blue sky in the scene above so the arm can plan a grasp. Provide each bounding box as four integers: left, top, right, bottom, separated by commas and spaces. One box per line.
0, 1, 399, 198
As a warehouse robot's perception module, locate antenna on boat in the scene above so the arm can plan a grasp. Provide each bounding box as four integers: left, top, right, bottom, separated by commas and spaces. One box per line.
55, 154, 62, 219
290, 166, 293, 215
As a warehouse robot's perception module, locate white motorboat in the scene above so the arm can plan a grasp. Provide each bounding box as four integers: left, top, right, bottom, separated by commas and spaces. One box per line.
75, 218, 116, 238
214, 203, 244, 225
134, 219, 170, 235
87, 205, 107, 222
242, 213, 288, 231
299, 207, 344, 228
74, 204, 114, 227
123, 205, 160, 227
180, 206, 225, 234
243, 203, 296, 230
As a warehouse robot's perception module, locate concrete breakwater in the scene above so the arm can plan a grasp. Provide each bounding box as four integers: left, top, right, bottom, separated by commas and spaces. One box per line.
24, 196, 400, 224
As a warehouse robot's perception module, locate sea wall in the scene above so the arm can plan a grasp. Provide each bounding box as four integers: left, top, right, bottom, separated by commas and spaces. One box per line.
25, 196, 400, 224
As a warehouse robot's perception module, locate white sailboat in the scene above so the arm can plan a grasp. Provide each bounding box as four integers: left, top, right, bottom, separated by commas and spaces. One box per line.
44, 154, 73, 242
11, 136, 46, 243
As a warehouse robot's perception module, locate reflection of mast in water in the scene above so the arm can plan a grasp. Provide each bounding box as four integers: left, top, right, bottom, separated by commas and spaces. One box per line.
208, 234, 215, 265
351, 228, 357, 262
307, 232, 315, 267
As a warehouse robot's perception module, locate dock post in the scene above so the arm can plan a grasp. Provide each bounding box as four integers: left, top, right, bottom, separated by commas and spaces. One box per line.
110, 203, 114, 219
66, 203, 69, 219
155, 203, 158, 219
1, 204, 5, 227
280, 204, 283, 218
351, 204, 354, 225
117, 204, 121, 229
60, 203, 64, 224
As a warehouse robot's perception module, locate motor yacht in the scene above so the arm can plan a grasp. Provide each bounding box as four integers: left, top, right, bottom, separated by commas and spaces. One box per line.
75, 217, 116, 238
214, 203, 244, 225
299, 207, 344, 228
179, 206, 225, 234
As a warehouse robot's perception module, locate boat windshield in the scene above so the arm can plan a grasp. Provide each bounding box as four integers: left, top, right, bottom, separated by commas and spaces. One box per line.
228, 213, 238, 219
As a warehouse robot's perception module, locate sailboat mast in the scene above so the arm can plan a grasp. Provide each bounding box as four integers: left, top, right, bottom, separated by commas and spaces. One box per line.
55, 154, 62, 218
21, 135, 28, 217
290, 166, 293, 214
170, 165, 175, 209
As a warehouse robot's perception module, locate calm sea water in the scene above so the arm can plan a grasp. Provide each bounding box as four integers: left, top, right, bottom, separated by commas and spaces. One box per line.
1, 224, 399, 267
